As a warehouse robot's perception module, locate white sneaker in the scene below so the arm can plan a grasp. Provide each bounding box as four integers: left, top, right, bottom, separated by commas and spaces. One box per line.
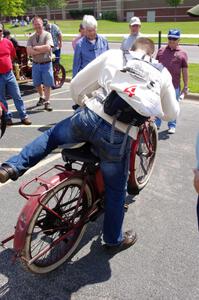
168, 127, 176, 134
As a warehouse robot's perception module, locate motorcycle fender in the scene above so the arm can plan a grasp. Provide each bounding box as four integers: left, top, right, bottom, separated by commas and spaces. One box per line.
14, 172, 67, 253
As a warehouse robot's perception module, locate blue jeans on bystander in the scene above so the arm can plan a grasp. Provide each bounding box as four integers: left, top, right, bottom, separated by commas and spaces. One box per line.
53, 49, 61, 64
0, 70, 28, 121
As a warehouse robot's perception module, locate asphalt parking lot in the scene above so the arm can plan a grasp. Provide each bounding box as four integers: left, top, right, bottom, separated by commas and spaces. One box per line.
0, 83, 198, 300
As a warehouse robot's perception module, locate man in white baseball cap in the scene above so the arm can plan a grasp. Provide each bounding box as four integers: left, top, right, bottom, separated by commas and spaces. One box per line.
121, 16, 141, 51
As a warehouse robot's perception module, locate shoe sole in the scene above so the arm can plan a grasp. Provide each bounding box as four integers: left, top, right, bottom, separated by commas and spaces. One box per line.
44, 108, 53, 111
0, 172, 9, 183
168, 130, 175, 134
104, 233, 137, 254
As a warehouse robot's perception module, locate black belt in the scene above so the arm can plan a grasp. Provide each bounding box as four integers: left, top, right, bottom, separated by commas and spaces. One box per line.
33, 61, 51, 65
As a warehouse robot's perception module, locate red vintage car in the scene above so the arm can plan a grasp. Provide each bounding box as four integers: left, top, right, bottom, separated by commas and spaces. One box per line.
13, 46, 66, 89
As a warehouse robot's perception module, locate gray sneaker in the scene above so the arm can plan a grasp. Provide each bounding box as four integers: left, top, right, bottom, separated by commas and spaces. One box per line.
36, 97, 45, 107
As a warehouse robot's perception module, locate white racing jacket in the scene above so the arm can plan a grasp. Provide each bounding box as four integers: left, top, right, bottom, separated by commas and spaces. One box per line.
70, 49, 179, 139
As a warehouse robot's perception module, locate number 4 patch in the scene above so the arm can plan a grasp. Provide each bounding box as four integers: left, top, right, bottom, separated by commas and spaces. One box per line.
124, 85, 137, 97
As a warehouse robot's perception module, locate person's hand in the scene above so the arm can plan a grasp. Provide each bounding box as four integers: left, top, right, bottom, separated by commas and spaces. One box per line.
181, 86, 189, 96
149, 116, 156, 122
33, 46, 40, 51
0, 106, 2, 118
193, 169, 199, 194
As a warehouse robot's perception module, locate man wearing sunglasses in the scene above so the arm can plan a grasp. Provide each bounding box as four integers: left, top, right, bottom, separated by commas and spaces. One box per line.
155, 29, 188, 134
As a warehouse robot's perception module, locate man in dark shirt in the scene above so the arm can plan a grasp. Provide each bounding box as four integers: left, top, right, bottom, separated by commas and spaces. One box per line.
155, 29, 188, 134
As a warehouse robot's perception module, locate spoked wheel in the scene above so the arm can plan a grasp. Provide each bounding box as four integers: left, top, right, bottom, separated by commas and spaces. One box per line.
21, 178, 92, 274
128, 122, 158, 194
52, 63, 66, 89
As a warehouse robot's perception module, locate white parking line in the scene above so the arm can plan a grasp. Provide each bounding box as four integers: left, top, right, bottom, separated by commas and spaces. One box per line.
0, 153, 61, 187
5, 124, 53, 128
8, 89, 70, 108
7, 110, 73, 116
0, 148, 22, 152
0, 148, 61, 152
50, 98, 72, 100
0, 88, 71, 187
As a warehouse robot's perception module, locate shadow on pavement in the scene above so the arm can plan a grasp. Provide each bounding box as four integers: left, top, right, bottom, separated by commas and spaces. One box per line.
0, 191, 138, 299
158, 129, 170, 141
0, 216, 112, 300
19, 83, 37, 97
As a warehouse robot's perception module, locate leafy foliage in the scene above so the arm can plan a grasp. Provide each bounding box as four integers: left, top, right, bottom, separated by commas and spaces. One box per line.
167, 0, 184, 21
25, 0, 66, 9
0, 0, 25, 17
0, 0, 67, 17
69, 9, 94, 19
167, 0, 184, 7
102, 11, 117, 21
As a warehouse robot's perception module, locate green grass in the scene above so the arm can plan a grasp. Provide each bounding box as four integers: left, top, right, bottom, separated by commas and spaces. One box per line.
4, 20, 199, 44
61, 54, 73, 77
60, 54, 199, 94
187, 64, 199, 93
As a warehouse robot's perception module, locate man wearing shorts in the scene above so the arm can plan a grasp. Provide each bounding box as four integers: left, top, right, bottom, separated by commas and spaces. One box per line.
27, 16, 54, 111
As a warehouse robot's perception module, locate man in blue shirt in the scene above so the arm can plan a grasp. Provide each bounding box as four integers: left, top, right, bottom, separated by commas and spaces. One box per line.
43, 19, 63, 64
72, 15, 109, 77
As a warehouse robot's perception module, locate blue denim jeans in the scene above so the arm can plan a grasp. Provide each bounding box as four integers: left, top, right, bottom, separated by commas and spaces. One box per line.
53, 49, 61, 64
155, 87, 180, 129
0, 70, 28, 121
5, 108, 132, 245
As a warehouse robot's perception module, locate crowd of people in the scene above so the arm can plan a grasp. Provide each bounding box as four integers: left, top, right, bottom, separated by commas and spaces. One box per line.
0, 13, 198, 252
0, 14, 190, 131
10, 16, 30, 27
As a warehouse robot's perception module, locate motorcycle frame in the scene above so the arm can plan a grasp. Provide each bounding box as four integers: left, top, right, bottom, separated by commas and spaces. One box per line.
1, 161, 104, 264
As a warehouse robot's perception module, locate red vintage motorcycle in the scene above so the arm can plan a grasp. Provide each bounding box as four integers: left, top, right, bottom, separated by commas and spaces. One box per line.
13, 45, 66, 89
1, 121, 157, 274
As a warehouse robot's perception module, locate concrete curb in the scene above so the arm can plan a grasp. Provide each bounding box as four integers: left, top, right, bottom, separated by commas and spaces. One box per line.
65, 77, 71, 83
186, 93, 199, 101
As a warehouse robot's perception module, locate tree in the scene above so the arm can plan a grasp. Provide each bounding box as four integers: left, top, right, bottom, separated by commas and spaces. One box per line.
25, 0, 66, 9
0, 0, 25, 17
25, 0, 48, 9
48, 0, 66, 9
167, 0, 184, 21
